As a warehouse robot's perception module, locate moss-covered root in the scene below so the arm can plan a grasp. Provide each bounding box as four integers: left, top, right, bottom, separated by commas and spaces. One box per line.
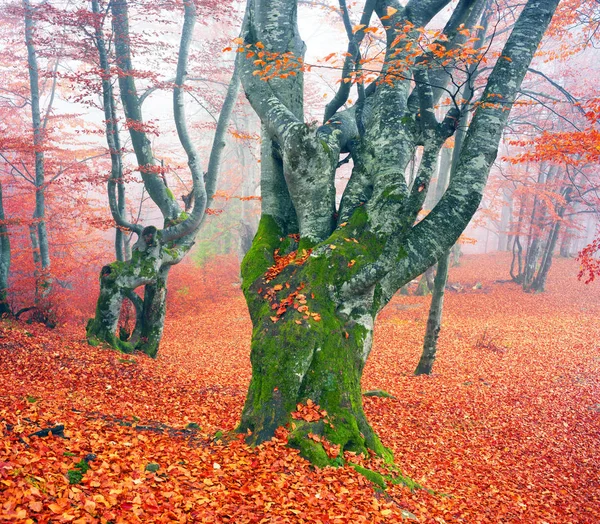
237, 290, 393, 466
86, 316, 134, 354
286, 417, 393, 468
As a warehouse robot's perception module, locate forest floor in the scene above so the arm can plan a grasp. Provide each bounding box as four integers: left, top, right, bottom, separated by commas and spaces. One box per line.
1, 253, 599, 523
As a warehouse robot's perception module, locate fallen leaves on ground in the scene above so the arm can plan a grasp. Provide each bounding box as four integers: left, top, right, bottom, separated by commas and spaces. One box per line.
1, 253, 599, 523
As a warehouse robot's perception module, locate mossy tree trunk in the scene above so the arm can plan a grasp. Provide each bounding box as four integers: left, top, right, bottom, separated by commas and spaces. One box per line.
239, 213, 391, 465
138, 268, 170, 358
237, 0, 559, 464
86, 237, 177, 357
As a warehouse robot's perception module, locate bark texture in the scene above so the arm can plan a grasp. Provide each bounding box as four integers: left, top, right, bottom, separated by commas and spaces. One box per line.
23, 0, 51, 303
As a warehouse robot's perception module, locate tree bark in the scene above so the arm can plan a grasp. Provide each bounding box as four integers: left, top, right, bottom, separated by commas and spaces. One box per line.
237, 0, 560, 464
530, 188, 572, 292
23, 0, 51, 298
239, 214, 391, 465
0, 182, 11, 316
415, 249, 449, 375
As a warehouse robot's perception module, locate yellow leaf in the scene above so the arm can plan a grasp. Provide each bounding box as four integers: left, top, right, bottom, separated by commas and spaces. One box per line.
352, 24, 366, 33
83, 500, 96, 514
29, 501, 43, 512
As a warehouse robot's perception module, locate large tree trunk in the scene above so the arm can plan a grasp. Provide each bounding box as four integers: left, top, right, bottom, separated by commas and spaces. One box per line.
236, 0, 560, 465
238, 215, 391, 465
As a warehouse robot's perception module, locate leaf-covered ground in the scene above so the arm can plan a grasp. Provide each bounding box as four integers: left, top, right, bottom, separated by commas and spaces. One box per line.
1, 253, 599, 523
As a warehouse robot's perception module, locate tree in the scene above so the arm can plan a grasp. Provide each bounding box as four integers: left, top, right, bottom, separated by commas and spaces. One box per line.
22, 0, 53, 315
85, 0, 240, 357
0, 0, 109, 323
0, 182, 10, 316
235, 0, 560, 465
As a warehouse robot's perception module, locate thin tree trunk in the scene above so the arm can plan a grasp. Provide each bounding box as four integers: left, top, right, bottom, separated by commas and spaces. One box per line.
0, 182, 11, 316
523, 165, 557, 289
23, 0, 51, 297
531, 189, 572, 292
415, 249, 449, 375
413, 12, 483, 373
498, 189, 513, 251
415, 266, 435, 295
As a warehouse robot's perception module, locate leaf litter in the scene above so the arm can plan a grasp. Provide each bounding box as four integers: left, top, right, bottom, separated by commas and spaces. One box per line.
0, 253, 599, 523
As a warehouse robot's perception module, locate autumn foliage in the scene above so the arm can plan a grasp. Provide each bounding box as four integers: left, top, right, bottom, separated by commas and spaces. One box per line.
1, 253, 599, 523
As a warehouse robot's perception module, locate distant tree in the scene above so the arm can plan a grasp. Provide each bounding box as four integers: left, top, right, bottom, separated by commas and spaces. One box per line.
0, 182, 10, 316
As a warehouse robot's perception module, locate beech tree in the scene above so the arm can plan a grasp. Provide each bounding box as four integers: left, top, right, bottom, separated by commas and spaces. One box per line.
235, 0, 560, 465
85, 0, 239, 357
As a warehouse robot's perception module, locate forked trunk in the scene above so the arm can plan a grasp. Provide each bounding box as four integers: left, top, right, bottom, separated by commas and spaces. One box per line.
86, 233, 175, 357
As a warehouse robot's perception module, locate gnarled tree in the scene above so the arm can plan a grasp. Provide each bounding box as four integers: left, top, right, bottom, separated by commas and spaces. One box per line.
86, 0, 239, 357
236, 0, 560, 465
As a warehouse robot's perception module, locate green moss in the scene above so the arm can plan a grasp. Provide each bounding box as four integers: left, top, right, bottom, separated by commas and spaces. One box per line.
240, 215, 282, 293
67, 469, 84, 485
166, 188, 175, 200
288, 432, 331, 468
363, 389, 395, 398
67, 460, 90, 485
238, 206, 396, 466
351, 464, 387, 490
349, 462, 422, 491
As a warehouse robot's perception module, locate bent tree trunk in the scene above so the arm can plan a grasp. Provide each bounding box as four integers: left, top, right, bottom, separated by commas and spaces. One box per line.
86, 0, 239, 357
86, 235, 177, 357
239, 214, 391, 466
